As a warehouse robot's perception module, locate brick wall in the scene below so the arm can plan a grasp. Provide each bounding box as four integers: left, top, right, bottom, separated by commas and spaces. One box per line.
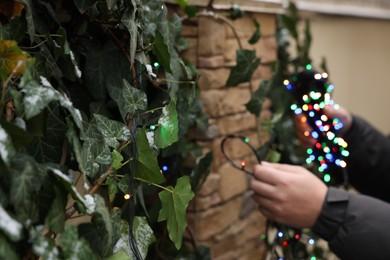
180, 11, 277, 259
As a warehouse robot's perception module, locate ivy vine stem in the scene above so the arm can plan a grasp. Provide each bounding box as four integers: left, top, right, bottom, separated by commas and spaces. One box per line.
135, 177, 173, 193
196, 11, 243, 49
142, 106, 164, 115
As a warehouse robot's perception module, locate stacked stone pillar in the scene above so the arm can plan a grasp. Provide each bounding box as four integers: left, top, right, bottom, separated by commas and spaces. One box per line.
181, 11, 277, 259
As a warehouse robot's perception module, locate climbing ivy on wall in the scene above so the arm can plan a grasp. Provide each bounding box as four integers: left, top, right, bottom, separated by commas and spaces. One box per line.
0, 0, 212, 259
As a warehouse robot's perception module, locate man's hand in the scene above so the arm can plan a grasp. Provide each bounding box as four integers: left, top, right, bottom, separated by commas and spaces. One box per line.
295, 105, 353, 148
250, 162, 327, 229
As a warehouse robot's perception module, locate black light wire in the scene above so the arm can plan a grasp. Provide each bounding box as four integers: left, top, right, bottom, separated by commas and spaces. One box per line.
220, 134, 262, 176
127, 117, 143, 260
221, 134, 305, 259
127, 60, 144, 260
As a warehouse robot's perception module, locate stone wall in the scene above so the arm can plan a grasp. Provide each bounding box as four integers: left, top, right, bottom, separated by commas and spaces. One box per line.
180, 10, 277, 260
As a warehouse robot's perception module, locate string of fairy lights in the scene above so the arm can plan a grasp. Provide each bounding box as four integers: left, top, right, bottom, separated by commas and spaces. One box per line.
136, 62, 349, 258
219, 65, 350, 259
284, 64, 349, 185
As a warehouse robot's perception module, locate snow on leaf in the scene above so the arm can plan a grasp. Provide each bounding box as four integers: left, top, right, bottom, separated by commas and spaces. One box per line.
49, 167, 96, 214
22, 78, 57, 119
59, 224, 96, 260
0, 124, 15, 165
111, 216, 155, 259
154, 99, 178, 148
158, 176, 194, 249
0, 204, 23, 241
93, 114, 131, 149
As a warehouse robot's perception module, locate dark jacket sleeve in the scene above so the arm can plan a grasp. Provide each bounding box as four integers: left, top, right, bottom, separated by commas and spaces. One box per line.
312, 116, 390, 259
343, 115, 390, 201
312, 187, 390, 260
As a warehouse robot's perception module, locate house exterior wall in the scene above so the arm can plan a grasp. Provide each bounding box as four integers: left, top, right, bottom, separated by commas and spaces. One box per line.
178, 10, 276, 259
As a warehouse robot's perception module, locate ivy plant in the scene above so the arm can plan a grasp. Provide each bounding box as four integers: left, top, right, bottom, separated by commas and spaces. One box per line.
0, 0, 212, 259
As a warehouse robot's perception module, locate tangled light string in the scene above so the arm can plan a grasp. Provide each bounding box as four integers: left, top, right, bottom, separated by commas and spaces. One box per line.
284, 65, 349, 185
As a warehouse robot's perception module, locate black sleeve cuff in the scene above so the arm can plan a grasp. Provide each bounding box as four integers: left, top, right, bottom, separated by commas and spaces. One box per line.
311, 187, 349, 241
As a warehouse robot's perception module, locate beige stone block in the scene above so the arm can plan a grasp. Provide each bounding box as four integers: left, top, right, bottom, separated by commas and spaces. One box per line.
181, 37, 197, 66
226, 13, 276, 39
198, 55, 225, 68
182, 25, 198, 37
217, 112, 257, 135
253, 13, 277, 37
252, 64, 272, 80
200, 88, 251, 118
262, 37, 277, 63
226, 15, 257, 39
198, 68, 230, 90
188, 196, 242, 240
255, 37, 277, 63
197, 173, 220, 197
223, 38, 239, 65
218, 162, 248, 201
194, 192, 221, 211
198, 16, 226, 56
251, 78, 262, 90
212, 211, 266, 258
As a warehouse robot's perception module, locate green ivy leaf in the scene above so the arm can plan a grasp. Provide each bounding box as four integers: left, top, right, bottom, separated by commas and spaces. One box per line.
49, 167, 95, 214
106, 177, 118, 202
85, 42, 129, 101
44, 183, 67, 233
0, 119, 32, 148
93, 114, 131, 149
245, 80, 269, 116
120, 0, 137, 69
21, 78, 57, 119
0, 16, 26, 43
121, 79, 148, 115
266, 149, 281, 163
0, 235, 19, 260
190, 152, 213, 192
248, 19, 261, 44
18, 0, 36, 43
136, 127, 165, 184
175, 0, 188, 9
73, 0, 97, 13
111, 150, 124, 170
10, 154, 42, 206
154, 99, 179, 148
59, 224, 97, 260
28, 105, 67, 163
79, 195, 114, 257
110, 216, 156, 259
153, 30, 171, 73
158, 176, 194, 249
226, 49, 260, 87
30, 226, 59, 259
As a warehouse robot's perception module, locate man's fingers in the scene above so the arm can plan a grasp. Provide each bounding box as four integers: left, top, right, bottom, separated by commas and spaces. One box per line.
250, 179, 276, 200
252, 195, 278, 215
253, 164, 284, 185
261, 161, 307, 175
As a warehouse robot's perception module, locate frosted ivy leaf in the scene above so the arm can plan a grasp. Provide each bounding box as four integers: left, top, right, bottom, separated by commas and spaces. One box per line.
121, 79, 147, 115
93, 114, 131, 148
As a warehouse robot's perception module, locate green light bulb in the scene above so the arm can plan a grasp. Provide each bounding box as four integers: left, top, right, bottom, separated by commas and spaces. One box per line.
324, 174, 331, 183
244, 137, 249, 143
150, 125, 156, 130
306, 64, 312, 70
